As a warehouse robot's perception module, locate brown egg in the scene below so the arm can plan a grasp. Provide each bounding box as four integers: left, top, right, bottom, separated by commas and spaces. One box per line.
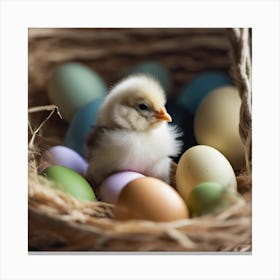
114, 177, 189, 222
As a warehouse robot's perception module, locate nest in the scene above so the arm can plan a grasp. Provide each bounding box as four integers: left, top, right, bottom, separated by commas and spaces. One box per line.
28, 28, 252, 252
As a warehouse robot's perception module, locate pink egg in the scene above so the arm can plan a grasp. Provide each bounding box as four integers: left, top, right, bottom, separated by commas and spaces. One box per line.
39, 145, 88, 177
99, 171, 144, 204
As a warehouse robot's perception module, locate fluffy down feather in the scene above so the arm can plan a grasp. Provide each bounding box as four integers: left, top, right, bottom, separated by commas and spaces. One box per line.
86, 75, 182, 186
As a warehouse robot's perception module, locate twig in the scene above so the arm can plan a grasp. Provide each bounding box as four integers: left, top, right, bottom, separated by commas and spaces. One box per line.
28, 105, 62, 148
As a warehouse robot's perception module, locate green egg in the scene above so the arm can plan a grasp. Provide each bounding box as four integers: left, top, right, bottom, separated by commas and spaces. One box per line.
125, 61, 172, 94
186, 182, 239, 217
47, 62, 107, 122
44, 165, 96, 201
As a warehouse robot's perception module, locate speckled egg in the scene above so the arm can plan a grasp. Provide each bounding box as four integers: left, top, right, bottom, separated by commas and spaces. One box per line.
47, 62, 107, 122
176, 145, 237, 201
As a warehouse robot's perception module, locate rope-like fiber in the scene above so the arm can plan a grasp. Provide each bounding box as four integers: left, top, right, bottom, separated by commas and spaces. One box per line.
226, 28, 252, 175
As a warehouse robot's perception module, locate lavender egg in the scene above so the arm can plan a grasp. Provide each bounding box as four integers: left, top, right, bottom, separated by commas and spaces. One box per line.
39, 146, 88, 177
99, 171, 144, 204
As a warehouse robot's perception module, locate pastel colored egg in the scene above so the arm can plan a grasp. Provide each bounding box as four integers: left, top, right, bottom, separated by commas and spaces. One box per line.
47, 62, 107, 122
177, 71, 232, 113
44, 165, 96, 201
194, 86, 245, 170
125, 61, 172, 94
176, 145, 237, 201
64, 98, 103, 156
186, 182, 241, 217
99, 171, 145, 204
38, 145, 88, 176
114, 177, 189, 222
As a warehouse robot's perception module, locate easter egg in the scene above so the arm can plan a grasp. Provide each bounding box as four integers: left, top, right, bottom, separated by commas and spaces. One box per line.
176, 145, 237, 201
99, 171, 145, 204
47, 62, 107, 122
186, 182, 240, 217
125, 61, 172, 94
177, 71, 232, 113
39, 146, 88, 176
64, 98, 103, 156
44, 165, 96, 201
194, 86, 245, 170
114, 177, 189, 222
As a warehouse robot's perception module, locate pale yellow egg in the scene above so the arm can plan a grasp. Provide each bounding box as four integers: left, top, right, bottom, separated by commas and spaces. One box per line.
176, 145, 237, 201
194, 86, 245, 170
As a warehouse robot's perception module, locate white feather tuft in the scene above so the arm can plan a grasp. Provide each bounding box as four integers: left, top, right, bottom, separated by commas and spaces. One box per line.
86, 75, 183, 185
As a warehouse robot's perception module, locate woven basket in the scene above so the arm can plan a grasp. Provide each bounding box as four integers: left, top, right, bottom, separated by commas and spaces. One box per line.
28, 28, 252, 252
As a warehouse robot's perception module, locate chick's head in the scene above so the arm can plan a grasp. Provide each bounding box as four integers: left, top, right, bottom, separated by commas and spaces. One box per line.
97, 75, 172, 131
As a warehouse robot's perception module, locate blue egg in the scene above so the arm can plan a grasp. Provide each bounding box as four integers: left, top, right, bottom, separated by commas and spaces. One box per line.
125, 61, 172, 94
176, 71, 233, 114
64, 98, 103, 156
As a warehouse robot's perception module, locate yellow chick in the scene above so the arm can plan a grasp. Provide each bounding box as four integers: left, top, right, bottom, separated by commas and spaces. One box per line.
86, 75, 182, 186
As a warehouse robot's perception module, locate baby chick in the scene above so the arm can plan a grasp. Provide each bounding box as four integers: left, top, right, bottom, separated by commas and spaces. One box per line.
86, 75, 182, 187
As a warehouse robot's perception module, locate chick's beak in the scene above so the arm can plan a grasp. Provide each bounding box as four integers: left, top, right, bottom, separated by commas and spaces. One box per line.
156, 107, 172, 122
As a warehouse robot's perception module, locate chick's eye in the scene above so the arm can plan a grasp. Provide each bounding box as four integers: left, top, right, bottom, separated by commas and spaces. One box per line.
138, 103, 149, 111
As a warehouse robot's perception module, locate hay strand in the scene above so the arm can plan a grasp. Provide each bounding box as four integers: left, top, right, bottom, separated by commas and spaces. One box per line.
28, 105, 62, 148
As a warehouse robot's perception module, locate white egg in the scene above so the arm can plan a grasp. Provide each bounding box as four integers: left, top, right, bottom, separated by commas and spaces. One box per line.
176, 145, 237, 201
